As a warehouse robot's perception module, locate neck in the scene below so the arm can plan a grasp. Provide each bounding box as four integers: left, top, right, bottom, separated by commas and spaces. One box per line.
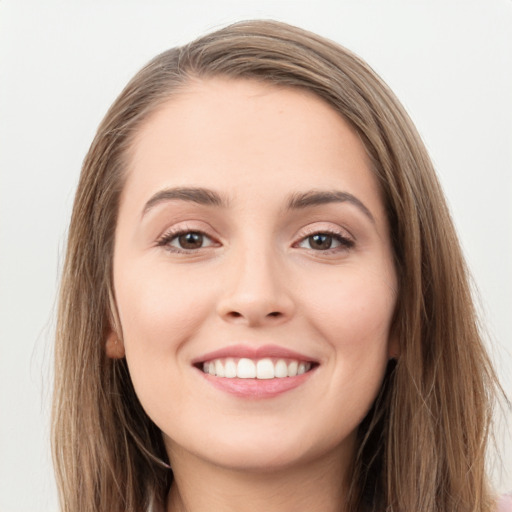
166, 448, 351, 512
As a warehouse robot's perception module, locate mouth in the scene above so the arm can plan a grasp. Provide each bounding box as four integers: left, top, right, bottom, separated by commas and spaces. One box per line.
196, 357, 315, 379
192, 345, 318, 398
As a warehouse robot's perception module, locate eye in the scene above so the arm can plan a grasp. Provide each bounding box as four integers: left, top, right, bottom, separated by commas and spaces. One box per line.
297, 232, 354, 251
157, 230, 216, 252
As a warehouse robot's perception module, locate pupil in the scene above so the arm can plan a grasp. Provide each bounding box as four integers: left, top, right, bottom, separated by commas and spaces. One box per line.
310, 234, 332, 250
179, 232, 203, 249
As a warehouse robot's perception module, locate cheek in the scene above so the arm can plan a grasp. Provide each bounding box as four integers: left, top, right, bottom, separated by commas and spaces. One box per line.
305, 268, 396, 350
113, 265, 215, 421
114, 263, 213, 362
300, 266, 395, 399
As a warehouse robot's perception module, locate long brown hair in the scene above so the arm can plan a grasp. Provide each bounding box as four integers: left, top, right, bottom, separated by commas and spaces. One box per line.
52, 20, 500, 512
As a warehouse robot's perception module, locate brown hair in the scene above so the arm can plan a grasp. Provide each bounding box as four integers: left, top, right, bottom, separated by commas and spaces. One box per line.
52, 19, 500, 512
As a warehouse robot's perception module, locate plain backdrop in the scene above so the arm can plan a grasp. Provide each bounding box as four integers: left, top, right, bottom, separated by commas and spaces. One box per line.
0, 1, 511, 511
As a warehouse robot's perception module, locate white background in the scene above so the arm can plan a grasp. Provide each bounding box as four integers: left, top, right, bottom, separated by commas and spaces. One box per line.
0, 1, 511, 510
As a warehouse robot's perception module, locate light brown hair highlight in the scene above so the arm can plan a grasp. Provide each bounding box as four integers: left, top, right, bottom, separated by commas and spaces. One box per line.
52, 20, 500, 512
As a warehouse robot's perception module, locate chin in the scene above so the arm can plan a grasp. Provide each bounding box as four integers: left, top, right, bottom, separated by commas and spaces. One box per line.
200, 446, 315, 473
164, 419, 354, 474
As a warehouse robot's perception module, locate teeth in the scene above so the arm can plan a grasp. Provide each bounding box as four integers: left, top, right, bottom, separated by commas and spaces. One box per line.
256, 358, 274, 379
215, 359, 225, 377
288, 361, 298, 376
224, 358, 237, 378
237, 358, 256, 378
275, 359, 288, 378
201, 357, 312, 379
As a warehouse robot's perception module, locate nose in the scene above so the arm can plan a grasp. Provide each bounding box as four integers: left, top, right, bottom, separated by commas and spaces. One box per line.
216, 247, 295, 327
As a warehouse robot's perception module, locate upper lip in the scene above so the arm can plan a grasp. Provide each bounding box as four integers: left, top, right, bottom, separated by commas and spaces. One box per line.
192, 344, 319, 365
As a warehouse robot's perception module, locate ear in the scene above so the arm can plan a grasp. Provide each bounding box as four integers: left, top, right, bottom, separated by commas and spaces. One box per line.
105, 330, 125, 359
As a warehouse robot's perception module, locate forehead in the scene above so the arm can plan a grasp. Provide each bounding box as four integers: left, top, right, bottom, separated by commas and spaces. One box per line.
122, 77, 383, 218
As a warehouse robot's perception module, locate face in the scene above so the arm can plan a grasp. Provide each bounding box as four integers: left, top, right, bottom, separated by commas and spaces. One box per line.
110, 78, 398, 473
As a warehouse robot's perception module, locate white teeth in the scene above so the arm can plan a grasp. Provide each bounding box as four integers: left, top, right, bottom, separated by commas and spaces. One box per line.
256, 358, 274, 379
237, 358, 256, 378
275, 359, 288, 378
201, 357, 313, 379
215, 359, 225, 377
224, 358, 237, 378
287, 361, 298, 377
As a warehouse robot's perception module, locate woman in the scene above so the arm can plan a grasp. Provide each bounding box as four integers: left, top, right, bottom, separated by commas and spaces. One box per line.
52, 20, 508, 512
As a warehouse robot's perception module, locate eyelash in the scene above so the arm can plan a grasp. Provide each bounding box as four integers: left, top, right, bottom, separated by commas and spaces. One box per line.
294, 229, 355, 254
156, 228, 355, 254
156, 228, 218, 253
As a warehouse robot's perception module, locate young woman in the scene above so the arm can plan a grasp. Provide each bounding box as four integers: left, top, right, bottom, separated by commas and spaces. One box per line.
52, 20, 509, 512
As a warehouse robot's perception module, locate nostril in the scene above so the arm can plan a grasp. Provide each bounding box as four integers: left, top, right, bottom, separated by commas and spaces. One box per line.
219, 306, 289, 326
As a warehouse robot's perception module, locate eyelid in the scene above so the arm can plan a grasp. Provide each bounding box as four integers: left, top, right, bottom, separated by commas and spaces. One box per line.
292, 223, 355, 252
153, 221, 355, 254
155, 222, 221, 253
295, 223, 355, 242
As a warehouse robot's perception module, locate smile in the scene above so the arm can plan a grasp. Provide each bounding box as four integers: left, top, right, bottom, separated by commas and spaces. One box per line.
193, 345, 318, 398
201, 357, 313, 379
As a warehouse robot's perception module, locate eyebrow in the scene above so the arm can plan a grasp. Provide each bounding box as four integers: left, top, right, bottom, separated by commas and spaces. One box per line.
142, 186, 374, 223
142, 187, 228, 216
286, 190, 375, 223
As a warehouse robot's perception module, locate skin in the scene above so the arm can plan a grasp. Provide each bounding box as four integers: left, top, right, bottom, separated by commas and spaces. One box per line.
108, 78, 398, 512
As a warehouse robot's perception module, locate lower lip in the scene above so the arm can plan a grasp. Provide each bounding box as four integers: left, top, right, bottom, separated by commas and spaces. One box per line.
198, 369, 315, 399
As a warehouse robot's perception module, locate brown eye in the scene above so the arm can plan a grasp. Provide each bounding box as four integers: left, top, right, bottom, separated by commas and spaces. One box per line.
297, 231, 354, 252
308, 234, 333, 250
157, 230, 216, 252
177, 232, 204, 249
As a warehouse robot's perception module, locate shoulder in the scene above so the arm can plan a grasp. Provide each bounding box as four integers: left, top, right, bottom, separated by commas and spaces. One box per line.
497, 494, 512, 512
